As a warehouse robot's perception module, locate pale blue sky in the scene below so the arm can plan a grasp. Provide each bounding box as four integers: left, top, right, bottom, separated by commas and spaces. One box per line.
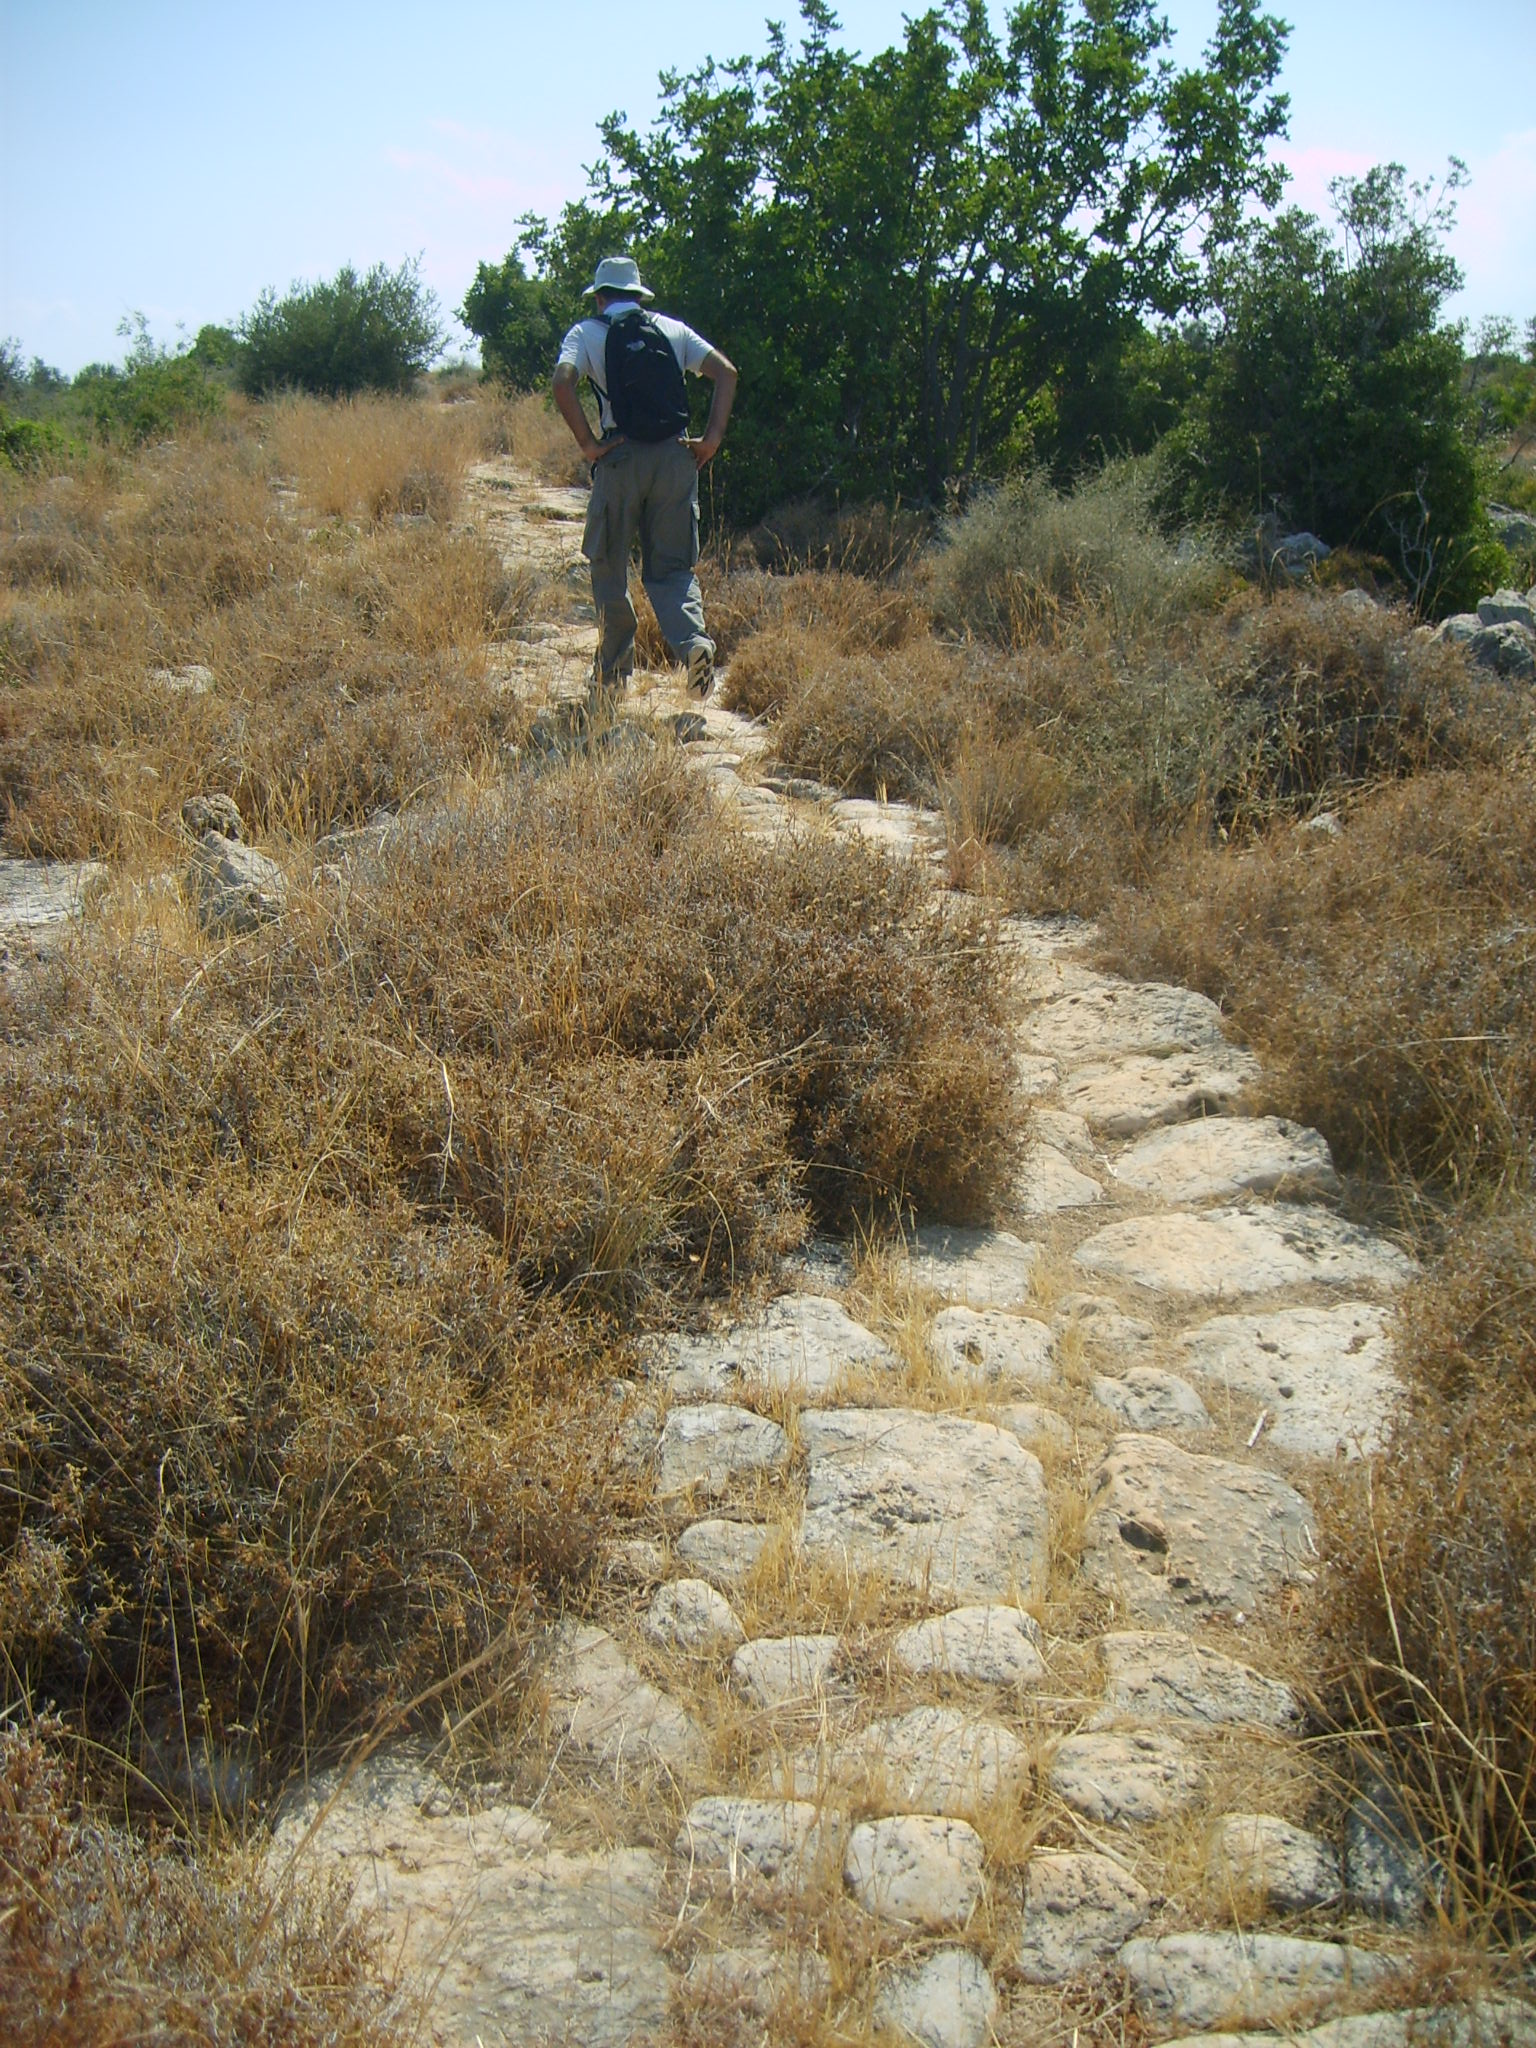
3, 1, 1532, 375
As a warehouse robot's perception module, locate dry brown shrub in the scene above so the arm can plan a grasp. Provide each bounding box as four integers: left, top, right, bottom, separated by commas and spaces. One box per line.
746, 496, 931, 577
1318, 1213, 1536, 1924
1, 749, 1017, 1781
1097, 764, 1536, 1192
476, 388, 589, 484
0, 1724, 408, 2046
713, 567, 931, 672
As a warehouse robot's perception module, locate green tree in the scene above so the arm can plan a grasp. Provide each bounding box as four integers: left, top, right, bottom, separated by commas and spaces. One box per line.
503, 0, 1287, 519
1169, 163, 1502, 613
459, 248, 563, 387
236, 258, 444, 397
72, 314, 223, 442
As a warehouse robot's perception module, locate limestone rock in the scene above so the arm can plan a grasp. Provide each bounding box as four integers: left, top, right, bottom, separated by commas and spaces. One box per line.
1019, 1141, 1104, 1213
1034, 1105, 1095, 1154
655, 1402, 788, 1495
683, 1941, 832, 2016
675, 1797, 837, 1890
1176, 1304, 1398, 1459
1065, 1049, 1261, 1139
1059, 1293, 1158, 1360
1017, 1851, 1151, 1983
844, 1814, 986, 1928
930, 1305, 1056, 1386
901, 1224, 1041, 1307
1119, 1931, 1397, 2034
1082, 1434, 1316, 1622
799, 1407, 1049, 1603
1024, 982, 1232, 1066
543, 1621, 705, 1771
1156, 2004, 1536, 2048
872, 1947, 998, 2048
674, 1518, 770, 1587
995, 1399, 1073, 1449
658, 1293, 898, 1401
606, 1536, 667, 1585
1112, 1116, 1339, 1205
1094, 1367, 1211, 1434
789, 1705, 1028, 1818
1050, 1729, 1204, 1825
269, 1752, 665, 2048
182, 792, 243, 839
188, 830, 287, 933
1075, 1207, 1414, 1302
1094, 1631, 1301, 1730
150, 661, 215, 694
1345, 1759, 1440, 1921
731, 1632, 842, 1707
1470, 620, 1536, 680
0, 857, 106, 938
642, 1578, 744, 1659
1478, 588, 1536, 632
1209, 1813, 1341, 1911
891, 1604, 1047, 1686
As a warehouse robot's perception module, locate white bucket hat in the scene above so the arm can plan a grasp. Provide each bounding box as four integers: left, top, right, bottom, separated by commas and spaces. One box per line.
585, 254, 654, 301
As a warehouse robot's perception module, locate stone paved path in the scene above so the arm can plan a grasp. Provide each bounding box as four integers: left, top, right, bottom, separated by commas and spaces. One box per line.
22, 458, 1521, 2046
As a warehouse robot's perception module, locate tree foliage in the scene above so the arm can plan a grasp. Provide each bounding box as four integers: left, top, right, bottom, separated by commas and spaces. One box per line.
236, 259, 443, 398
1165, 164, 1504, 613
497, 0, 1287, 519
459, 251, 564, 389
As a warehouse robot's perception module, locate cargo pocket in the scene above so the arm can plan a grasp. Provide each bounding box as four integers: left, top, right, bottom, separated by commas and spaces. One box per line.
647, 444, 701, 578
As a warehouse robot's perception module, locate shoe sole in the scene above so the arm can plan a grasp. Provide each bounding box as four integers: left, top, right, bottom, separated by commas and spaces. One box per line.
686, 646, 715, 698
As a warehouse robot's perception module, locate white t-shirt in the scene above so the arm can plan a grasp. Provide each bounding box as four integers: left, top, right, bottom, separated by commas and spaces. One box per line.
556, 299, 714, 433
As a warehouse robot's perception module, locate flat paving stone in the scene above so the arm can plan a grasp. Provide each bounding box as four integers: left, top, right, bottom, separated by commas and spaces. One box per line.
269, 1752, 666, 2048
1113, 1116, 1339, 1205
655, 1402, 789, 1495
1082, 1434, 1316, 1624
1074, 1207, 1414, 1302
1050, 1729, 1205, 1825
873, 1947, 998, 2048
844, 1814, 986, 1928
787, 1705, 1029, 1819
1118, 1931, 1398, 2034
1018, 1141, 1105, 1213
1034, 1105, 1095, 1154
1094, 1366, 1211, 1434
994, 1398, 1074, 1449
1059, 1293, 1158, 1360
1023, 982, 1233, 1066
900, 1224, 1042, 1307
731, 1633, 842, 1707
1094, 1631, 1301, 1731
675, 1797, 838, 1891
1176, 1304, 1399, 1459
0, 857, 106, 933
1157, 2006, 1536, 2048
799, 1407, 1049, 1603
891, 1604, 1047, 1686
642, 1578, 745, 1659
1208, 1813, 1342, 1911
929, 1305, 1056, 1385
674, 1518, 771, 1588
1064, 1049, 1262, 1138
830, 795, 945, 855
544, 1622, 706, 1772
1017, 1851, 1151, 1983
659, 1293, 899, 1400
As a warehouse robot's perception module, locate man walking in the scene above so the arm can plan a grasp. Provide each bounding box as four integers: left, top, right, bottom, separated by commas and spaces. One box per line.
552, 255, 737, 703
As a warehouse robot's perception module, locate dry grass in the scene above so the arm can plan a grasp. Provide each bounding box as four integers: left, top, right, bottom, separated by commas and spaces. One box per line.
475, 388, 589, 484
1097, 764, 1536, 1194
0, 411, 532, 856
261, 390, 485, 522
0, 1721, 411, 2047
1318, 1214, 1536, 1936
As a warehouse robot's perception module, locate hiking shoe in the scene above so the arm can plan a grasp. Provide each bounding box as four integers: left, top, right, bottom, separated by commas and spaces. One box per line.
686, 639, 716, 699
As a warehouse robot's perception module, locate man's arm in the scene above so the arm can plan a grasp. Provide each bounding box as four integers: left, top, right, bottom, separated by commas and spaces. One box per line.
552, 361, 617, 463
689, 349, 738, 470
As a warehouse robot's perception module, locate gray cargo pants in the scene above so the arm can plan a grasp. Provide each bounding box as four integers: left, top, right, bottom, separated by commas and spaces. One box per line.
581, 436, 709, 688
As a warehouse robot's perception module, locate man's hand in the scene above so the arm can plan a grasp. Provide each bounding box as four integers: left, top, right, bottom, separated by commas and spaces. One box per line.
686, 435, 720, 471
591, 435, 626, 462
553, 363, 622, 464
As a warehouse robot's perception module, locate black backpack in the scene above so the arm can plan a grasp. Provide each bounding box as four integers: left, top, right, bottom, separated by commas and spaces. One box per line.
598, 309, 690, 443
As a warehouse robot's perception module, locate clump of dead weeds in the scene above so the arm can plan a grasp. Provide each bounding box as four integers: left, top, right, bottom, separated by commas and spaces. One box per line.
1318, 1212, 1536, 1930
1, 747, 1018, 1787
0, 1722, 411, 2048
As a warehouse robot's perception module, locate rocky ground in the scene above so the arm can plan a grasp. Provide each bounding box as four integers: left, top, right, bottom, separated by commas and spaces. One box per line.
9, 461, 1533, 2048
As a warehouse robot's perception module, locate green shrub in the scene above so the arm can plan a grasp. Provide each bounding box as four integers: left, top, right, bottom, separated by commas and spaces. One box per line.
1168, 165, 1504, 617
0, 407, 69, 472
237, 259, 444, 397
930, 460, 1230, 647
70, 317, 223, 443
460, 250, 564, 389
